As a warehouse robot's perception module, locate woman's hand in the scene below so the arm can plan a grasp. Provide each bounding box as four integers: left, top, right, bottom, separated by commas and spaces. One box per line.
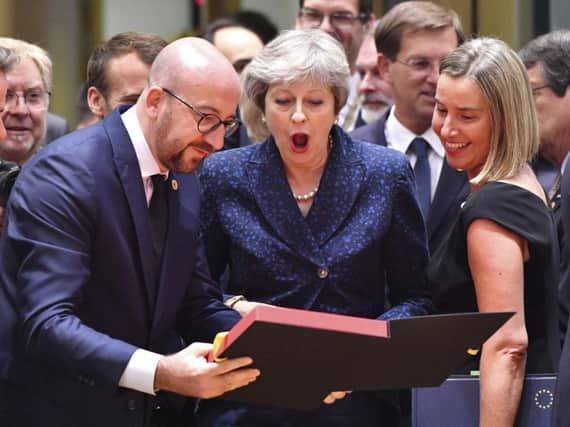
323, 390, 351, 404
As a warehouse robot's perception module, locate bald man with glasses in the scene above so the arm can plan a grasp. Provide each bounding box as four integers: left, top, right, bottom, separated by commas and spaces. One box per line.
0, 37, 259, 427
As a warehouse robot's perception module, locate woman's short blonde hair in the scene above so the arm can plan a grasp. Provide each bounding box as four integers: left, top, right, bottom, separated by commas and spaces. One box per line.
0, 37, 53, 92
240, 29, 350, 142
439, 37, 539, 185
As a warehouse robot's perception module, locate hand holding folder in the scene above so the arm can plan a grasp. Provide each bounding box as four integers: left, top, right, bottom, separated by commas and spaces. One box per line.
207, 305, 512, 410
153, 342, 260, 399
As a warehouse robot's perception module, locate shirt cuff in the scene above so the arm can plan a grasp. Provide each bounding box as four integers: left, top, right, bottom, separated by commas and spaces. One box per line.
118, 349, 163, 395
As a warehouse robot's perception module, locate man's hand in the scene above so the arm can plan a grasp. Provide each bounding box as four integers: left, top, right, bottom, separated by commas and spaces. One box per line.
154, 342, 260, 399
323, 391, 351, 404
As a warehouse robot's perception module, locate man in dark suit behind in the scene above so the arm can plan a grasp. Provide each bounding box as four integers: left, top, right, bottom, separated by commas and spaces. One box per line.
44, 111, 70, 143
350, 4, 469, 426
351, 1, 469, 254
522, 30, 570, 427
520, 30, 570, 341
0, 37, 259, 427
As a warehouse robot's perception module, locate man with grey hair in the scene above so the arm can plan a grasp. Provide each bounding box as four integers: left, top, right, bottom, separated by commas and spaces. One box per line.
0, 38, 53, 165
522, 30, 570, 427
520, 31, 570, 198
0, 37, 259, 427
520, 30, 570, 329
0, 47, 17, 146
354, 20, 392, 128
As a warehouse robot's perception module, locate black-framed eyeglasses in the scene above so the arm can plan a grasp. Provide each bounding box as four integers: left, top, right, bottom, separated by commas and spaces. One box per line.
162, 87, 240, 137
298, 7, 368, 30
531, 84, 549, 95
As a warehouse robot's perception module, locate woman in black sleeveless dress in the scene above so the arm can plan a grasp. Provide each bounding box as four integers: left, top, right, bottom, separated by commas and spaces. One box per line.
426, 38, 560, 427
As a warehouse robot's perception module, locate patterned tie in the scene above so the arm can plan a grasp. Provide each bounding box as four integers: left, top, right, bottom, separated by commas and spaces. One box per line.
411, 137, 431, 219
548, 172, 562, 204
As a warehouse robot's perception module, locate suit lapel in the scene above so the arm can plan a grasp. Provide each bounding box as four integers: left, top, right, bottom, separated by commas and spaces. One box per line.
350, 109, 389, 147
354, 110, 469, 247
374, 111, 389, 146
106, 107, 156, 312
428, 159, 469, 242
307, 127, 366, 246
561, 163, 570, 242
245, 139, 325, 266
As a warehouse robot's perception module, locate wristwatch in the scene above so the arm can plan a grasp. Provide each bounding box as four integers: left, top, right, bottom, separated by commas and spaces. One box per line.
224, 294, 247, 309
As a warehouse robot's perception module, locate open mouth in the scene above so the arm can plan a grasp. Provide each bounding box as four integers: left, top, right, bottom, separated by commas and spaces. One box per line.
6, 126, 31, 133
290, 133, 309, 153
444, 141, 470, 153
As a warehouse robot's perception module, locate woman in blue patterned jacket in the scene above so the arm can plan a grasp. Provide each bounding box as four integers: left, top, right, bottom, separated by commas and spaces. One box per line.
198, 29, 433, 427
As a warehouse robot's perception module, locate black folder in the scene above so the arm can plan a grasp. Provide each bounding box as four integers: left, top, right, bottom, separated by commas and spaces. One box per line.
210, 306, 512, 410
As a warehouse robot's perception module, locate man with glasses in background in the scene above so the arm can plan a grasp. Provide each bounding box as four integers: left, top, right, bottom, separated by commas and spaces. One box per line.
351, 1, 468, 255
0, 38, 53, 238
296, 0, 374, 131
519, 31, 570, 427
0, 38, 52, 166
0, 37, 259, 427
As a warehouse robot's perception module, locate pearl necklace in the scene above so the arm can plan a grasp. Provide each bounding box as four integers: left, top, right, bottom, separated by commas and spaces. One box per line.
293, 186, 319, 202
290, 133, 334, 203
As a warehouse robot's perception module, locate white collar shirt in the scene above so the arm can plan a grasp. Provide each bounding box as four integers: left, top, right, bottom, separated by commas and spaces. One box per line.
385, 106, 445, 200
121, 106, 168, 206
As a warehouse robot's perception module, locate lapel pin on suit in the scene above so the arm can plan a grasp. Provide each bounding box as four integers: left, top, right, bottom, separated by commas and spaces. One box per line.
171, 179, 179, 191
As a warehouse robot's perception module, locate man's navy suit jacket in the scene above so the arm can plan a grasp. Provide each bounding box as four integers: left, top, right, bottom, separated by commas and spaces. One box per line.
350, 111, 469, 253
0, 106, 240, 426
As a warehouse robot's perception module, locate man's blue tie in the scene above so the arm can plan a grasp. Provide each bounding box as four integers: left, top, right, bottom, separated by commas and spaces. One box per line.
411, 137, 431, 219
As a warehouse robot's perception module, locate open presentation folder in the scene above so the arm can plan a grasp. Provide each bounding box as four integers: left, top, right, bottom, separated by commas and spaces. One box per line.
208, 306, 513, 410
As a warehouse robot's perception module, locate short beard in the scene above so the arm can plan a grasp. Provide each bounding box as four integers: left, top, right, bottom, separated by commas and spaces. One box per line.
154, 105, 215, 173
165, 150, 201, 174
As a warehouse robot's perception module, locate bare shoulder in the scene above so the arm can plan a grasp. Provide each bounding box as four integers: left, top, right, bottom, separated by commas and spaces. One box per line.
498, 164, 547, 205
